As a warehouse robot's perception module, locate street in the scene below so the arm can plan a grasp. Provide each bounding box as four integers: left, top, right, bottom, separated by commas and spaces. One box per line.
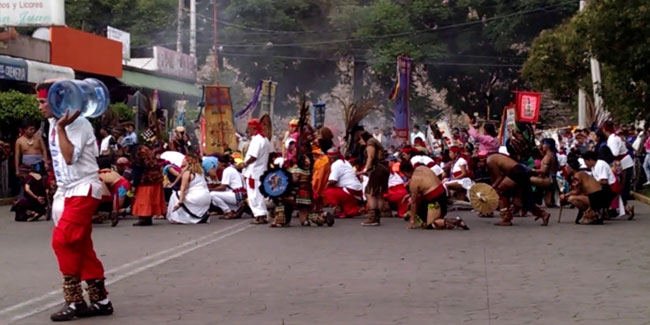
1, 204, 649, 325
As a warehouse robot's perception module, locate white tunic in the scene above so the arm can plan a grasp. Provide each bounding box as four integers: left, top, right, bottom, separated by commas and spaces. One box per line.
329, 160, 362, 191
167, 174, 212, 224
607, 134, 634, 170
243, 134, 271, 179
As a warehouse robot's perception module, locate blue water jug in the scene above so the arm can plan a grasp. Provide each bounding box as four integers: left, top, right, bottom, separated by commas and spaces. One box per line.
47, 78, 110, 119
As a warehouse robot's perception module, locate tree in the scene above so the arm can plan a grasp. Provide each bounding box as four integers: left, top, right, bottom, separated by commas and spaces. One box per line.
523, 0, 650, 122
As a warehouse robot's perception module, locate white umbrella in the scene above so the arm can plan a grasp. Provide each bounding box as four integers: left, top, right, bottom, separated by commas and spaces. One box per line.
161, 151, 185, 168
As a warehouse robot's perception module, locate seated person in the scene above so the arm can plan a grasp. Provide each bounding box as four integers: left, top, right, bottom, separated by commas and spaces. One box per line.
400, 161, 468, 230
562, 158, 611, 224
323, 148, 364, 218
383, 157, 409, 218
12, 165, 47, 222
167, 153, 212, 224
444, 146, 474, 201
210, 155, 246, 219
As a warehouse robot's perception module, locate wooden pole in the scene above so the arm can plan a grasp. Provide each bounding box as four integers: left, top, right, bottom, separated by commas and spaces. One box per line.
213, 0, 219, 84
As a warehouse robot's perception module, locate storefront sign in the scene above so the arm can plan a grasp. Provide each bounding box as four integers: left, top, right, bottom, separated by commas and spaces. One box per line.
0, 0, 65, 27
153, 46, 197, 81
25, 59, 73, 83
0, 55, 26, 81
50, 27, 122, 77
107, 26, 130, 60
204, 85, 237, 154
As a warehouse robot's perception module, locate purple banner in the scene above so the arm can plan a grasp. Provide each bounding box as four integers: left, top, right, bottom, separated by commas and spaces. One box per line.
236, 80, 262, 119
391, 56, 412, 141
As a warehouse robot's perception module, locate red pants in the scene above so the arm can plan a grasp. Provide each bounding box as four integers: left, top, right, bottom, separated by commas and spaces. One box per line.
52, 194, 104, 280
323, 186, 362, 218
383, 184, 409, 217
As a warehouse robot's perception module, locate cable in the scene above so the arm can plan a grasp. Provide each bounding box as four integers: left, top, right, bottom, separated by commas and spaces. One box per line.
218, 52, 523, 68
211, 0, 576, 48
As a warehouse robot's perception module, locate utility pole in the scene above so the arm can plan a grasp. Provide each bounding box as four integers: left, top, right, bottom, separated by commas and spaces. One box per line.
578, 0, 604, 128
213, 0, 219, 84
176, 0, 183, 52
190, 0, 197, 57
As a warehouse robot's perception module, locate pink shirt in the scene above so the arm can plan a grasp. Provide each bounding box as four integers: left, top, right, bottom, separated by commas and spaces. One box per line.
468, 126, 499, 156
645, 137, 650, 151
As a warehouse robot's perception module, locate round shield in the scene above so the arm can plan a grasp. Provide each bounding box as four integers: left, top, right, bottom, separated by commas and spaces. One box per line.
259, 168, 292, 198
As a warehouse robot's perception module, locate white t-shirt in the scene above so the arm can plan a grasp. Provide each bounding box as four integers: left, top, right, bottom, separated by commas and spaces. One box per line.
99, 135, 113, 153
388, 172, 404, 188
329, 159, 363, 191
243, 134, 270, 179
221, 165, 244, 190
451, 157, 468, 176
607, 134, 634, 170
48, 117, 102, 199
591, 159, 616, 185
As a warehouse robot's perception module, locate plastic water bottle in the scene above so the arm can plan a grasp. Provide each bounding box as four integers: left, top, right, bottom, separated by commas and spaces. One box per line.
47, 78, 110, 119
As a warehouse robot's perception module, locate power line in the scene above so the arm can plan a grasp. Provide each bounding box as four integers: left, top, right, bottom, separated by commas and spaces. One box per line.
212, 0, 576, 48
219, 52, 523, 68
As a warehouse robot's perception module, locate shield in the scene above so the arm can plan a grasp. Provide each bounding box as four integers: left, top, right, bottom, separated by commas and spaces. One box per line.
468, 183, 499, 215
259, 168, 292, 198
260, 113, 273, 141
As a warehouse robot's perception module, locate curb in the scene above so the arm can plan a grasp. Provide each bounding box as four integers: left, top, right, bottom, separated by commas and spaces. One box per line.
631, 191, 650, 205
0, 196, 16, 206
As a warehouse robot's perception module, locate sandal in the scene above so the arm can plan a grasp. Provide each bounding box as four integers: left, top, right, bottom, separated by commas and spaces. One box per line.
626, 205, 635, 220
250, 217, 268, 225
534, 211, 551, 226
110, 211, 119, 227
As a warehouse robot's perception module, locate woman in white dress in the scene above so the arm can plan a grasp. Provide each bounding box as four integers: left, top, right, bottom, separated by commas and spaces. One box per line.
444, 146, 474, 200
167, 153, 212, 224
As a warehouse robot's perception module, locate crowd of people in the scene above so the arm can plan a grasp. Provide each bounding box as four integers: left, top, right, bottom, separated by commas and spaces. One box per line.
4, 81, 647, 322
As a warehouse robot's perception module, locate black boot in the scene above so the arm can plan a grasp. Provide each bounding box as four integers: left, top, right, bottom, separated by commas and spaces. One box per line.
133, 217, 153, 226
50, 277, 88, 322
80, 279, 114, 318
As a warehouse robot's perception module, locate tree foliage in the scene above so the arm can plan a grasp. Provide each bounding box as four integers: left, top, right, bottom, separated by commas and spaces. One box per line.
0, 90, 40, 137
523, 0, 650, 122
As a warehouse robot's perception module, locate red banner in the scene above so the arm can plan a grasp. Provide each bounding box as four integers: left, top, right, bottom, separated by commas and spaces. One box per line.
515, 91, 542, 123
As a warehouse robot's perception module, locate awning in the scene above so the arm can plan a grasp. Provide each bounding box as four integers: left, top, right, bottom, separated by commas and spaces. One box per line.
0, 55, 27, 81
118, 70, 201, 98
25, 60, 74, 84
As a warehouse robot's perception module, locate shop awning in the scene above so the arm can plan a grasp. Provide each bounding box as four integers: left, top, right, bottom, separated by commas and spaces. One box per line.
118, 70, 201, 98
0, 55, 27, 81
26, 60, 75, 84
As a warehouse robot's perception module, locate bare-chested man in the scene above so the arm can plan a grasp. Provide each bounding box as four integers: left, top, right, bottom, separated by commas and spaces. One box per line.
487, 153, 549, 226
530, 138, 559, 207
562, 158, 610, 225
15, 121, 48, 180
400, 161, 469, 230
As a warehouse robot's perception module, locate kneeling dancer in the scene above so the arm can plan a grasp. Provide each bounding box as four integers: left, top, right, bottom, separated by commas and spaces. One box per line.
487, 153, 550, 226
37, 83, 113, 322
400, 161, 468, 230
563, 158, 611, 224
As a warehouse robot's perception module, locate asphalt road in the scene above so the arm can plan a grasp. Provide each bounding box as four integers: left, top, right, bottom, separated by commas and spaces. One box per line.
1, 203, 649, 325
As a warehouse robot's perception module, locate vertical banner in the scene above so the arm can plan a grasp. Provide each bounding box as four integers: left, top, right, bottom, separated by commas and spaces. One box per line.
312, 102, 326, 129
259, 80, 278, 120
390, 56, 412, 142
204, 86, 237, 155
174, 100, 187, 129
515, 91, 542, 123
499, 103, 516, 146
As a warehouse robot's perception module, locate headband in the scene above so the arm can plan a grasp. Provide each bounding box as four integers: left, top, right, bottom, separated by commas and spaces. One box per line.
37, 89, 48, 99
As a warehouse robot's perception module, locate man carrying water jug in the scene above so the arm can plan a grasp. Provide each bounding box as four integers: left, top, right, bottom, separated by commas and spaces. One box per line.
36, 82, 114, 322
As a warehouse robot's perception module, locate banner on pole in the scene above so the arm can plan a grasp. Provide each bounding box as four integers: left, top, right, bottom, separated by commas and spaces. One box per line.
515, 91, 541, 123
259, 80, 277, 117
204, 85, 237, 154
312, 102, 326, 129
390, 56, 412, 142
